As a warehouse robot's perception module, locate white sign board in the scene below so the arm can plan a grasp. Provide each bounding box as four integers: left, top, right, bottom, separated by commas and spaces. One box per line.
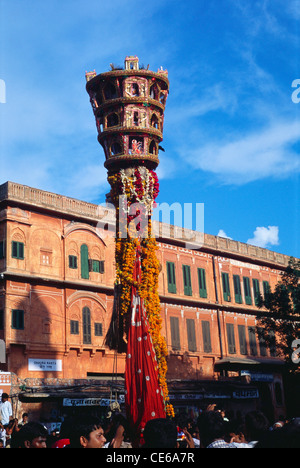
28, 359, 62, 372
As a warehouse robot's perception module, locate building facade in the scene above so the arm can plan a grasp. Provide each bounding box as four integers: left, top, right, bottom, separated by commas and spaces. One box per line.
0, 181, 292, 424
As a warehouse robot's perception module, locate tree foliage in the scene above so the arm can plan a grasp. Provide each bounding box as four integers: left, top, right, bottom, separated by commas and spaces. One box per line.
257, 257, 300, 373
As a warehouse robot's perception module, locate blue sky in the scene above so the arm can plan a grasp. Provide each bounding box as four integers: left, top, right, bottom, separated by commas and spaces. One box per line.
0, 0, 299, 258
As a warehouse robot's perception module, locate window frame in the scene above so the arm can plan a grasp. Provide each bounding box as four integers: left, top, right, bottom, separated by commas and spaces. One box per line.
182, 264, 192, 296
243, 276, 253, 305
226, 323, 236, 354
233, 275, 242, 304
198, 268, 207, 298
222, 272, 231, 302
166, 261, 176, 294
11, 309, 24, 330
11, 241, 24, 260
170, 316, 180, 351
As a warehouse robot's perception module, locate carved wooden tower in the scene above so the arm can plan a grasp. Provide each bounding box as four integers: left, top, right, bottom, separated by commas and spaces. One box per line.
85, 55, 169, 171
85, 57, 173, 437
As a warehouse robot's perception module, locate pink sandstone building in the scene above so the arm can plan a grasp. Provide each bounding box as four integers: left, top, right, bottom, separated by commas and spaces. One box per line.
0, 181, 293, 424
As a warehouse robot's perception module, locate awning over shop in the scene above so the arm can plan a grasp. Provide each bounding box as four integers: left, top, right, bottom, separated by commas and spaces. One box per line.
214, 356, 285, 370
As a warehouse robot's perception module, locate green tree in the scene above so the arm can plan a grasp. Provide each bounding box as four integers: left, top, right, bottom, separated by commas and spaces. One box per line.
257, 257, 300, 373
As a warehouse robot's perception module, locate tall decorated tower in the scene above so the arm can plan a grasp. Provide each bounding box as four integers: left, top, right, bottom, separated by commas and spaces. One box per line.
86, 56, 173, 441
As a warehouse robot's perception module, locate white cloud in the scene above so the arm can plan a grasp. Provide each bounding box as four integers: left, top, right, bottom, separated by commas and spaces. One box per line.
217, 229, 232, 240
247, 226, 279, 248
184, 120, 300, 185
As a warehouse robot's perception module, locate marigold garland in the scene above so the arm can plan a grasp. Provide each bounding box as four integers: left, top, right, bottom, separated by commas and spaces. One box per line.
107, 168, 174, 417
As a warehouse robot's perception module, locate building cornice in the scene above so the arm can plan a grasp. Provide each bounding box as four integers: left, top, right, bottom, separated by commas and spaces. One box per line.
0, 181, 295, 270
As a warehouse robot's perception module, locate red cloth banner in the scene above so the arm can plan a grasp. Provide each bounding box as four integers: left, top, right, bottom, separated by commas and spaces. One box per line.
125, 247, 166, 440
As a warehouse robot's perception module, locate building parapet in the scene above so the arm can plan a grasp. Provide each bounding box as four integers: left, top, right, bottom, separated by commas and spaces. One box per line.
0, 181, 293, 268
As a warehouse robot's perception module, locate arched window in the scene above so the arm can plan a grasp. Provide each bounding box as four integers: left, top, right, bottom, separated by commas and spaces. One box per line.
82, 306, 91, 344
107, 113, 119, 127
149, 140, 157, 155
95, 91, 103, 106
104, 82, 117, 100
132, 83, 139, 96
150, 84, 158, 100
111, 142, 122, 156
151, 114, 159, 129
160, 92, 166, 104
133, 111, 139, 126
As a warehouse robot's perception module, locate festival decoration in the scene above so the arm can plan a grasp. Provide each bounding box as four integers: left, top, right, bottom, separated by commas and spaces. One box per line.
85, 56, 174, 437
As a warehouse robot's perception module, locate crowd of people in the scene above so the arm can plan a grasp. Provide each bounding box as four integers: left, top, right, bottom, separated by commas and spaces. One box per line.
1, 392, 299, 448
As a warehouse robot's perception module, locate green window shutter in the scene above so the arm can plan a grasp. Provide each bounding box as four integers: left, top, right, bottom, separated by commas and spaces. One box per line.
80, 244, 89, 279
257, 327, 267, 356
12, 241, 18, 258
69, 255, 78, 269
238, 325, 247, 355
70, 320, 79, 335
92, 260, 100, 272
252, 279, 260, 306
186, 319, 197, 352
95, 322, 103, 336
226, 323, 236, 354
12, 241, 24, 259
170, 316, 180, 350
263, 281, 270, 299
222, 272, 231, 302
202, 321, 212, 353
198, 268, 207, 298
82, 306, 91, 344
18, 242, 24, 259
11, 309, 24, 330
248, 326, 258, 356
182, 265, 192, 296
243, 277, 252, 305
233, 275, 242, 304
166, 262, 176, 294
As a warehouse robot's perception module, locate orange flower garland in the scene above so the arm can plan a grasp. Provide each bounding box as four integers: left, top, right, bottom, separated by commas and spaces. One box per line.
107, 168, 174, 417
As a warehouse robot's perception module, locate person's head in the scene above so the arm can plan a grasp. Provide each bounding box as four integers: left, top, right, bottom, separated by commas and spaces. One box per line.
22, 413, 29, 423
1, 393, 9, 402
15, 422, 48, 448
143, 418, 177, 448
244, 411, 269, 442
197, 411, 226, 447
69, 415, 106, 448
104, 413, 129, 445
255, 418, 300, 448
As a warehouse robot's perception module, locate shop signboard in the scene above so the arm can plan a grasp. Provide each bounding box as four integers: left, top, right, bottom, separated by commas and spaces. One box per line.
233, 389, 259, 399
241, 371, 273, 383
63, 395, 125, 407
28, 359, 62, 372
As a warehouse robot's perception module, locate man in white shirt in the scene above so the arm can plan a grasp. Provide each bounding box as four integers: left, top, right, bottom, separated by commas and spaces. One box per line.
0, 393, 13, 427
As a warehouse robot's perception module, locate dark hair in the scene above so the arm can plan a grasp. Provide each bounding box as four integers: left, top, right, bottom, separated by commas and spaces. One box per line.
105, 414, 129, 443
68, 415, 103, 448
13, 422, 48, 448
245, 411, 269, 441
255, 418, 300, 448
197, 411, 226, 447
143, 418, 177, 448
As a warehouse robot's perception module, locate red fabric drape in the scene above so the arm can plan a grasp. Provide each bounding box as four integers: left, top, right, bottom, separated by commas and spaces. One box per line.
125, 246, 166, 442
